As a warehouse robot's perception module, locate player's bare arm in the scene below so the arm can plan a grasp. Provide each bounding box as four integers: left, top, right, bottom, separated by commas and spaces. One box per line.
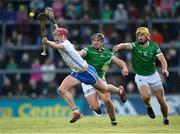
42, 37, 64, 50
113, 43, 132, 51
156, 53, 169, 77
79, 49, 87, 57
112, 56, 129, 76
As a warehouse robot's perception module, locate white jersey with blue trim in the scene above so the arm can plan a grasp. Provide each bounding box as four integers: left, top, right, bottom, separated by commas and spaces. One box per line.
58, 39, 87, 72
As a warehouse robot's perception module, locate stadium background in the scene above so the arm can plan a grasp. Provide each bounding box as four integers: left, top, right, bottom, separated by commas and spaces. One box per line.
0, 0, 179, 117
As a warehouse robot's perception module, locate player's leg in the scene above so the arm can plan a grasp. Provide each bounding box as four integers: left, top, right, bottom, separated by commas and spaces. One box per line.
138, 85, 155, 119
86, 93, 102, 114
58, 75, 82, 123
82, 81, 117, 126
149, 72, 169, 125
92, 79, 127, 103
135, 74, 155, 119
97, 90, 117, 126
81, 83, 101, 114
83, 65, 127, 103
93, 79, 118, 93
58, 75, 80, 109
138, 85, 152, 107
154, 88, 169, 125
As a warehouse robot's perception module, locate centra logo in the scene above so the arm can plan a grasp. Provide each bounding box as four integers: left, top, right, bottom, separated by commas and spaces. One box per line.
18, 103, 72, 117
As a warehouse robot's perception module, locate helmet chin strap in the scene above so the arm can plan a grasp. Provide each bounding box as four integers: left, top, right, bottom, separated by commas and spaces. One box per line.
98, 43, 105, 50
138, 38, 148, 45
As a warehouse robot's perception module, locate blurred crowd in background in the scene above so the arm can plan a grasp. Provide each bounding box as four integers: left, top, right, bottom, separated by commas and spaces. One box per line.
0, 0, 180, 98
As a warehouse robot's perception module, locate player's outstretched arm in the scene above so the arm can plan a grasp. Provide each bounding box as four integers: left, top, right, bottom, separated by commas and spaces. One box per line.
157, 53, 169, 77
113, 43, 132, 51
42, 37, 64, 50
112, 56, 129, 76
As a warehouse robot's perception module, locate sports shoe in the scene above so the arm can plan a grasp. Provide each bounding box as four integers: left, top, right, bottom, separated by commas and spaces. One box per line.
147, 107, 155, 119
111, 121, 117, 126
69, 112, 83, 123
163, 119, 169, 125
94, 108, 102, 114
118, 86, 127, 103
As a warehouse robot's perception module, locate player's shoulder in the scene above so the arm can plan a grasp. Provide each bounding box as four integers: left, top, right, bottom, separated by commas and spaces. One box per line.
86, 44, 93, 49
61, 39, 71, 45
131, 41, 138, 48
149, 41, 159, 48
104, 47, 112, 53
131, 41, 138, 45
83, 44, 93, 51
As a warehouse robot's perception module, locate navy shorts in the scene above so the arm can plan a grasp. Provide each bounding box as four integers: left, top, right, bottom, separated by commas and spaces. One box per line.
70, 65, 99, 85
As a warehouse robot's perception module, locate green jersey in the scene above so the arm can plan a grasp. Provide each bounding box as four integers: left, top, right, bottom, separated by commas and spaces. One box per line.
83, 45, 114, 78
131, 41, 161, 76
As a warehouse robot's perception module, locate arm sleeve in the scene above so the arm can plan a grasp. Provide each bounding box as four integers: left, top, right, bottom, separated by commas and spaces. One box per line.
130, 42, 135, 50
155, 44, 162, 57
108, 50, 115, 64
83, 47, 88, 51
111, 51, 115, 58
60, 40, 69, 50
83, 46, 89, 53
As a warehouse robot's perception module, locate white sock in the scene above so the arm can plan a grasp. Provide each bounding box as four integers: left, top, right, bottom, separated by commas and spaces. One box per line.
72, 108, 79, 113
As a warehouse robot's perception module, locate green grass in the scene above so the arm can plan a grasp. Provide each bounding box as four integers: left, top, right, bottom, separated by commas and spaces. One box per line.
0, 115, 180, 133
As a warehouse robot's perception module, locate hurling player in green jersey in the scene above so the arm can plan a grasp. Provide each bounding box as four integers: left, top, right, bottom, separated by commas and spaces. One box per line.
113, 27, 169, 125
79, 33, 128, 126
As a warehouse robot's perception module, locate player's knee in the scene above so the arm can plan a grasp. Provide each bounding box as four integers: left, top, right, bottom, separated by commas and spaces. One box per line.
102, 95, 111, 103
100, 89, 107, 94
104, 98, 112, 105
57, 88, 62, 96
157, 98, 166, 105
57, 87, 65, 96
158, 100, 164, 105
89, 104, 99, 111
142, 95, 150, 102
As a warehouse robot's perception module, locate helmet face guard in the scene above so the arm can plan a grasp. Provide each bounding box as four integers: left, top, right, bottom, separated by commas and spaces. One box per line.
91, 33, 105, 44
136, 27, 150, 40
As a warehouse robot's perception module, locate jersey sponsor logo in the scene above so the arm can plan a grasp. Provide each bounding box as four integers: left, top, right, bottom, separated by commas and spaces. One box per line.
138, 50, 142, 54
138, 50, 153, 57
143, 51, 147, 56
100, 54, 104, 57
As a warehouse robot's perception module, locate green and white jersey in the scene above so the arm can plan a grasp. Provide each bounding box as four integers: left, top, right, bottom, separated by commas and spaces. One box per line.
130, 41, 162, 76
83, 45, 114, 78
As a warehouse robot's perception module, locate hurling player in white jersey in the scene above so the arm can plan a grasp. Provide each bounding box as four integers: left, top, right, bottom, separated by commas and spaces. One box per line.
42, 27, 126, 123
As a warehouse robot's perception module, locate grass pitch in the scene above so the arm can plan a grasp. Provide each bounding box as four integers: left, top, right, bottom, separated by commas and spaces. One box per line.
0, 115, 180, 133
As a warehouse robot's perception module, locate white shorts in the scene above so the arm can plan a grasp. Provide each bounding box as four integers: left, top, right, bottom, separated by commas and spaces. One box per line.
81, 78, 107, 97
135, 71, 163, 92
